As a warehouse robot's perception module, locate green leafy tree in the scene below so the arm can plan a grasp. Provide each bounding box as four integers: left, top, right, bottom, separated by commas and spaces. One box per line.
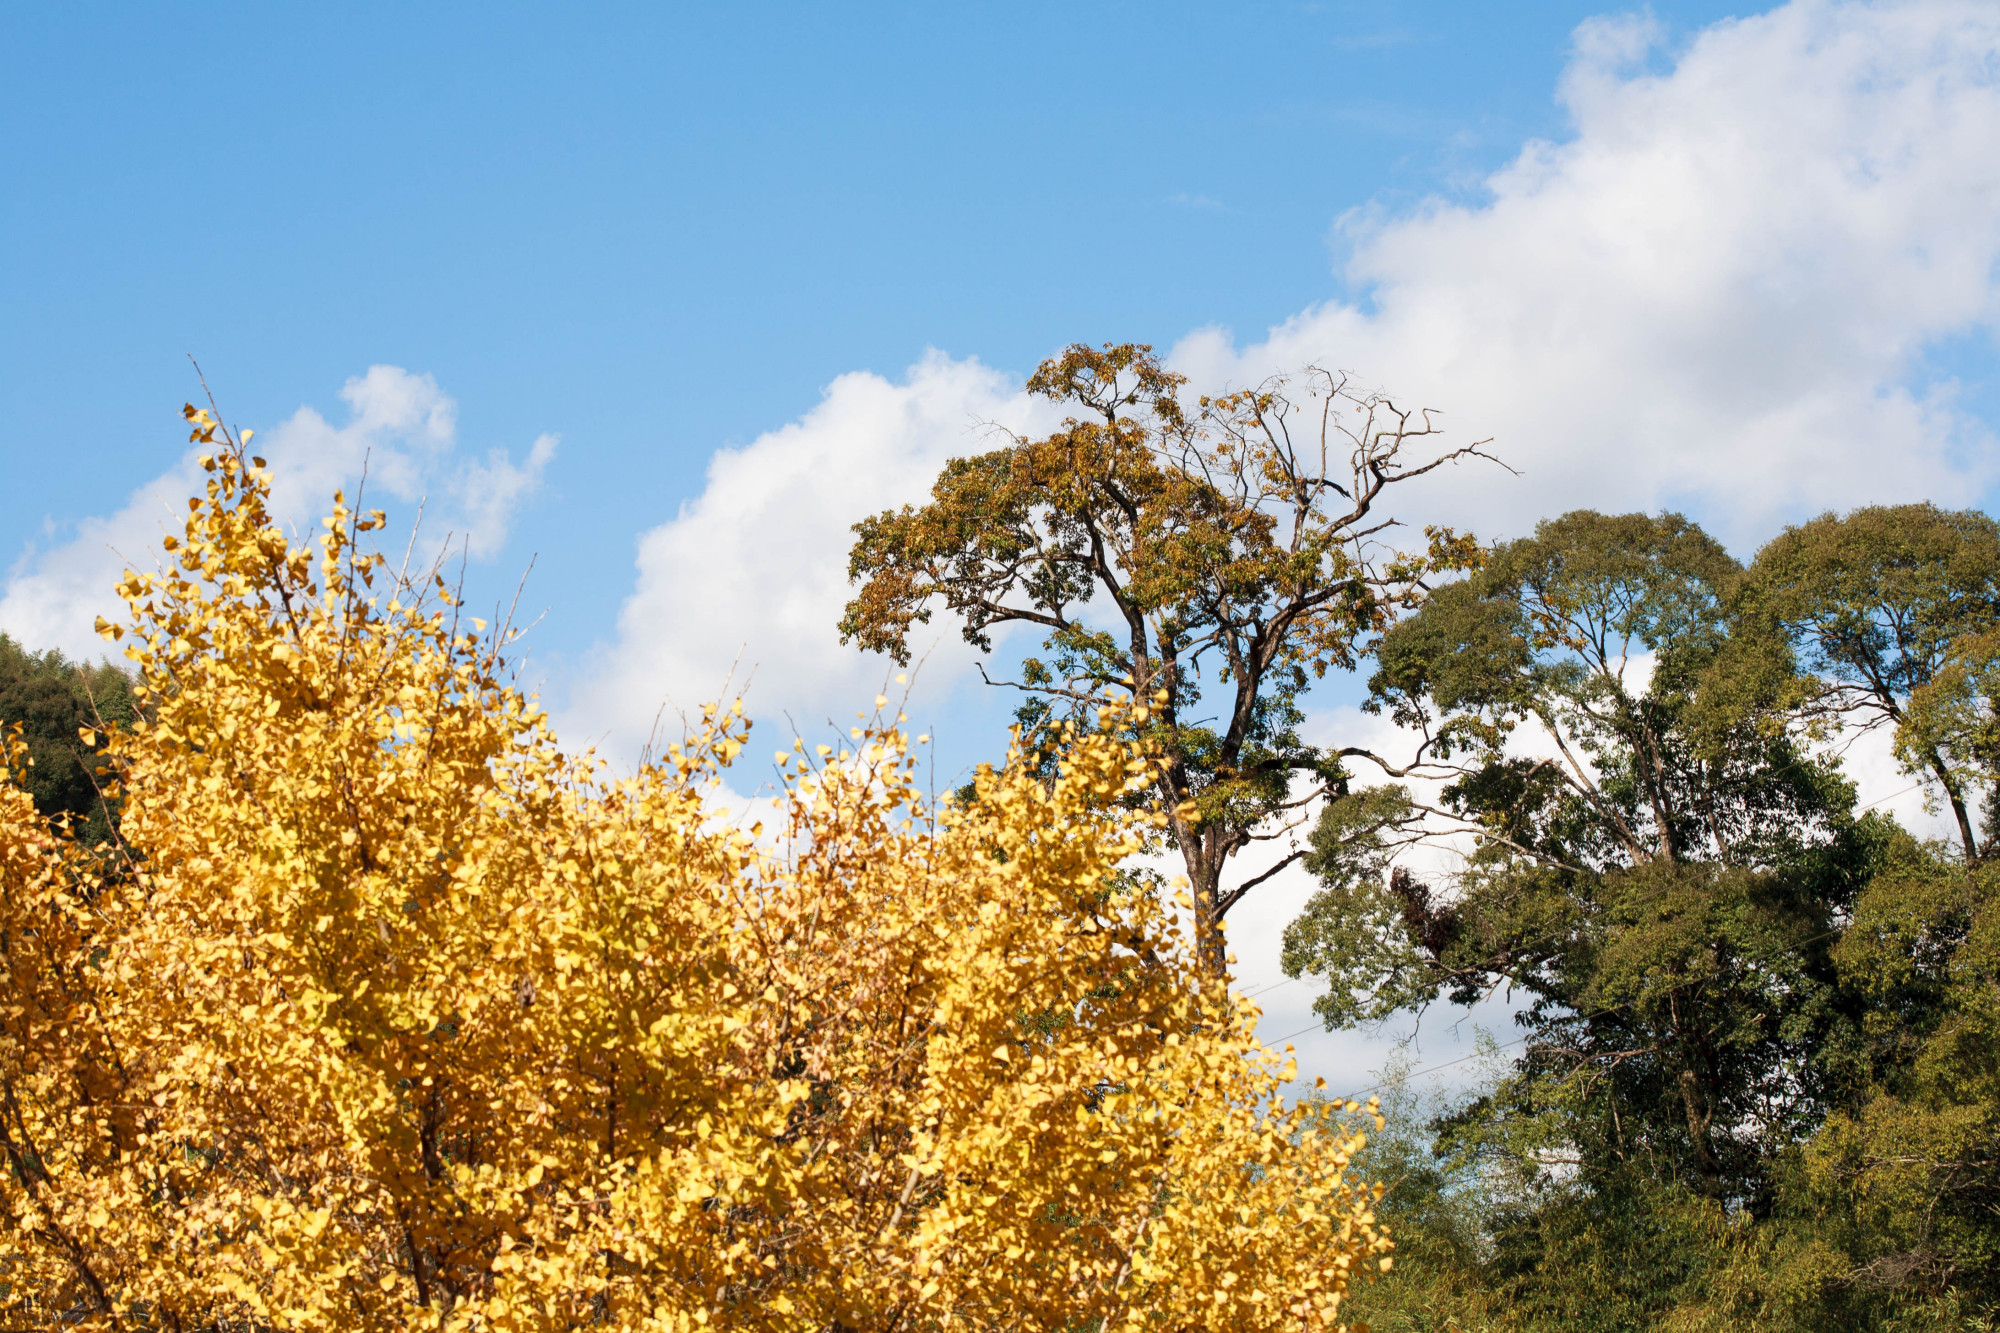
0, 633, 133, 844
1787, 840, 2000, 1319
1285, 506, 2000, 1331
841, 343, 1491, 974
1319, 1051, 1506, 1333
1741, 503, 2000, 863
1284, 512, 1859, 1035
1281, 510, 1862, 1285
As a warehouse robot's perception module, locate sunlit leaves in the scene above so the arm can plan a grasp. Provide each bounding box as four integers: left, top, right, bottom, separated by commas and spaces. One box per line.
0, 412, 1391, 1329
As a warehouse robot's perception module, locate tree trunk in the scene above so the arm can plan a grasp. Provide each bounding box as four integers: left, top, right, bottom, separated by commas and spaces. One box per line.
1183, 829, 1230, 984
1922, 747, 1979, 864
1160, 740, 1234, 985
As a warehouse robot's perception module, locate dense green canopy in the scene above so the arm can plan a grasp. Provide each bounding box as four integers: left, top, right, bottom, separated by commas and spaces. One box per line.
0, 633, 135, 845
1288, 508, 2000, 1332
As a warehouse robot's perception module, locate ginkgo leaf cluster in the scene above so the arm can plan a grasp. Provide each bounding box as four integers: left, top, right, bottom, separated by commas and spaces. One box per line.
0, 405, 1389, 1329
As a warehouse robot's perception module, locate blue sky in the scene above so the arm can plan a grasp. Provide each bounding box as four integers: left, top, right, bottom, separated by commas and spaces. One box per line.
8, 0, 2000, 1090
7, 0, 1742, 650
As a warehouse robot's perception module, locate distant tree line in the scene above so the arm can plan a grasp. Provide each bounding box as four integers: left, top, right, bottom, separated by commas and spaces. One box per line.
0, 633, 135, 845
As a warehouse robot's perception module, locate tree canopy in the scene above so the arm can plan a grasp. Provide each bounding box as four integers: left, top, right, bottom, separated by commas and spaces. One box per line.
1740, 502, 2000, 861
0, 405, 1395, 1330
842, 342, 1491, 973
1286, 506, 2000, 1331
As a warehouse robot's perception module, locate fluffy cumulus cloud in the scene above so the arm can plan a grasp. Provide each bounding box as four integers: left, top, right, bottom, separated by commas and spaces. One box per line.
1177, 0, 2000, 547
566, 352, 1058, 757
0, 366, 555, 660
572, 3, 2000, 1089
581, 0, 2000, 775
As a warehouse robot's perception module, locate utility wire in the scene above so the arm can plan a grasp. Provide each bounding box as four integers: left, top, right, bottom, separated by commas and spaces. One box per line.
1857, 780, 1926, 812
1248, 781, 1923, 1011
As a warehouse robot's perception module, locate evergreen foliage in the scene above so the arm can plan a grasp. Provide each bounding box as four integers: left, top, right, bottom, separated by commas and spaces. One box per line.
1289, 508, 2000, 1331
0, 634, 134, 844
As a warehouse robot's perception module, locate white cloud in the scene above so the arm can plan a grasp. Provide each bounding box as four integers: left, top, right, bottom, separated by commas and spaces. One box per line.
1828, 716, 1962, 841
458, 434, 559, 559
565, 351, 1057, 758
576, 0, 2000, 770
1174, 0, 2000, 548
0, 367, 553, 659
1213, 0, 2000, 1080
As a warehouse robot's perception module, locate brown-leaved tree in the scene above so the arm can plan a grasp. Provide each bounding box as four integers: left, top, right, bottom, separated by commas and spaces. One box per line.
840, 343, 1492, 975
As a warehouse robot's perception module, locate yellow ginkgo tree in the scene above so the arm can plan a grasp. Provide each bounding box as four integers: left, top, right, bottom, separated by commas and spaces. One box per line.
0, 403, 1391, 1330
